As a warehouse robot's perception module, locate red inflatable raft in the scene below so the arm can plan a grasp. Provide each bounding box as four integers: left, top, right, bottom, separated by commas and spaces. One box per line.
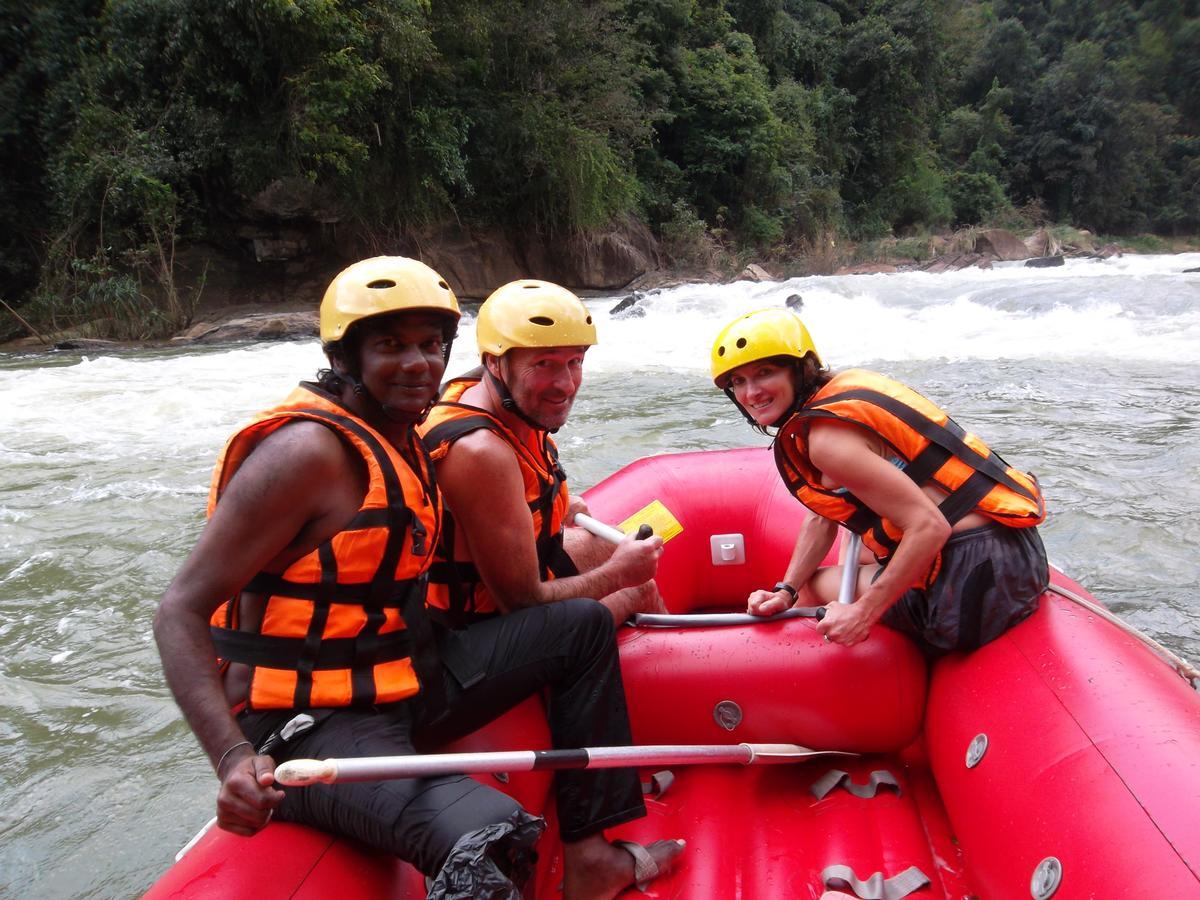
146, 448, 1200, 899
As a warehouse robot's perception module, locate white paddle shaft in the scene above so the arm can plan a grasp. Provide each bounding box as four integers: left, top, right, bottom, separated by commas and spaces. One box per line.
275, 742, 848, 786
573, 513, 626, 544
838, 532, 862, 605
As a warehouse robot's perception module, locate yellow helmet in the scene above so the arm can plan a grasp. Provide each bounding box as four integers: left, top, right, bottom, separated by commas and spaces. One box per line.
476, 280, 597, 357
320, 256, 460, 344
710, 308, 821, 386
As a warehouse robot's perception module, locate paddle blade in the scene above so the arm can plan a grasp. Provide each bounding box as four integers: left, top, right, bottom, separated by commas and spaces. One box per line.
618, 500, 683, 544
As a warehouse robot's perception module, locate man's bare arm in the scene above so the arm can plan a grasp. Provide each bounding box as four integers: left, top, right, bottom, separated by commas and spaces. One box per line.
154, 423, 354, 833
436, 431, 662, 610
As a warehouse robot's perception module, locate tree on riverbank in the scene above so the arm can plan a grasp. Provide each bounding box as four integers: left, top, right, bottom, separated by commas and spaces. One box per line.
2, 0, 1198, 340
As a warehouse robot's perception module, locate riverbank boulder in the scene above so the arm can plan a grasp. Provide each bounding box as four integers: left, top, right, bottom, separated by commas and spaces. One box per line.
1024, 228, 1063, 257
736, 263, 774, 282
833, 262, 899, 275
610, 291, 648, 318
920, 253, 992, 273
974, 229, 1031, 261
172, 311, 318, 344
419, 219, 661, 297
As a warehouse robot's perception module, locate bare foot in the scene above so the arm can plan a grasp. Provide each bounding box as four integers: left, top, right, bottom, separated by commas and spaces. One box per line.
562, 834, 685, 899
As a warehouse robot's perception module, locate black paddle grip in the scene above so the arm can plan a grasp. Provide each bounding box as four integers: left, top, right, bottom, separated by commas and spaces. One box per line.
635, 524, 654, 540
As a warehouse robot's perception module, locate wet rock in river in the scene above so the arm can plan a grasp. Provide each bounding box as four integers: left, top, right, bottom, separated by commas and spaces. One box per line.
610, 291, 646, 319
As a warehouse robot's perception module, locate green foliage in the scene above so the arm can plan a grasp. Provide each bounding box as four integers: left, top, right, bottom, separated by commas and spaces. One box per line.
658, 199, 722, 266
430, 0, 654, 232
5, 0, 1200, 339
878, 153, 954, 232
947, 171, 1010, 225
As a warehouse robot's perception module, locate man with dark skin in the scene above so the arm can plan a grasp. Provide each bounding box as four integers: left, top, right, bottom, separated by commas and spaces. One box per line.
154, 257, 682, 899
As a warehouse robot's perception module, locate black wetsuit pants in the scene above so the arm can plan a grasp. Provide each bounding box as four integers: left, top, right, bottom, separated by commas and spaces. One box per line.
238, 596, 645, 880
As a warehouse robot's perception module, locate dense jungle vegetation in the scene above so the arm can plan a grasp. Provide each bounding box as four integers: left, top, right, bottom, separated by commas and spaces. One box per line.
1, 0, 1198, 338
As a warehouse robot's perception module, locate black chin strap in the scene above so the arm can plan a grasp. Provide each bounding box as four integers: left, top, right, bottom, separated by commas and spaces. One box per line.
724, 386, 761, 427
483, 365, 558, 434
340, 336, 455, 426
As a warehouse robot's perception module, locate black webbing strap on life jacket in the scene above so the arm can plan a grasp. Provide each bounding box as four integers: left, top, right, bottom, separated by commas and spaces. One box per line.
804, 388, 1040, 502
392, 429, 446, 711
421, 412, 506, 627
423, 407, 572, 591
210, 404, 445, 710
533, 435, 572, 577
772, 436, 878, 536
212, 627, 416, 671
780, 387, 1041, 549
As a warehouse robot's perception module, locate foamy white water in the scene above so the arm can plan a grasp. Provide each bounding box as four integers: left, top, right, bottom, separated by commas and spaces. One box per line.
2, 254, 1196, 461
587, 253, 1200, 371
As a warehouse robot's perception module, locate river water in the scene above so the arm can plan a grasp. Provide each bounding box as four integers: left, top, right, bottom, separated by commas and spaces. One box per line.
2, 255, 1198, 897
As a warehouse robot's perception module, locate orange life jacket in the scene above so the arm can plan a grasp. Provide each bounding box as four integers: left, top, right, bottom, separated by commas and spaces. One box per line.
418, 367, 575, 627
774, 369, 1045, 587
208, 383, 443, 711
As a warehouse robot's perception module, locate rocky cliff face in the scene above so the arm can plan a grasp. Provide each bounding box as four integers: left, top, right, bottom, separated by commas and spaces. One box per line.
219, 178, 662, 305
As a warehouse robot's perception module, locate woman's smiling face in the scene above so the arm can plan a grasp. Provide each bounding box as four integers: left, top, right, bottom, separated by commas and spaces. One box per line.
727, 360, 797, 426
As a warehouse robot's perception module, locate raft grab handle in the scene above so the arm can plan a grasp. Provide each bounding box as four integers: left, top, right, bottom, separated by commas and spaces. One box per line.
822, 864, 930, 900
1047, 580, 1199, 688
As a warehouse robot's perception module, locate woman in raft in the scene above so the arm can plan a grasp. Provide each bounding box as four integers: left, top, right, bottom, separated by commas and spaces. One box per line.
710, 308, 1049, 656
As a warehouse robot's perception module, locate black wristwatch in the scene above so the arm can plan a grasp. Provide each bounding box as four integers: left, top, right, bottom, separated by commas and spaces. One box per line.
773, 581, 798, 600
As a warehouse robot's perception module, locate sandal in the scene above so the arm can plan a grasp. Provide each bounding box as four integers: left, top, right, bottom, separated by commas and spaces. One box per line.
613, 839, 682, 893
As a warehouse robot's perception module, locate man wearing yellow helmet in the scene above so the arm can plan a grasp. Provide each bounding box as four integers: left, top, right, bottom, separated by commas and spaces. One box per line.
422, 279, 668, 624
419, 279, 683, 895
711, 308, 1049, 656
155, 258, 677, 897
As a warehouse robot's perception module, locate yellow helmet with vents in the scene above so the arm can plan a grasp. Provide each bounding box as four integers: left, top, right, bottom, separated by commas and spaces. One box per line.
320, 256, 460, 344
710, 308, 820, 386
476, 280, 597, 357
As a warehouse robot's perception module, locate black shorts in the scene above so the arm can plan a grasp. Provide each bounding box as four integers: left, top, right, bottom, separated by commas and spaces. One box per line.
881, 524, 1048, 656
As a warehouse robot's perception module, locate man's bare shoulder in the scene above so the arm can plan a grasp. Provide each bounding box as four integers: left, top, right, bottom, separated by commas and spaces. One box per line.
232, 419, 356, 494
440, 425, 519, 471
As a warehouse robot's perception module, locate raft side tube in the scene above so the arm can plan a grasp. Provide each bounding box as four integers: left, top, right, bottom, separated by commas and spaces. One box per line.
143, 697, 553, 898
587, 448, 927, 753
617, 622, 926, 753
927, 583, 1200, 897
583, 448, 818, 611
